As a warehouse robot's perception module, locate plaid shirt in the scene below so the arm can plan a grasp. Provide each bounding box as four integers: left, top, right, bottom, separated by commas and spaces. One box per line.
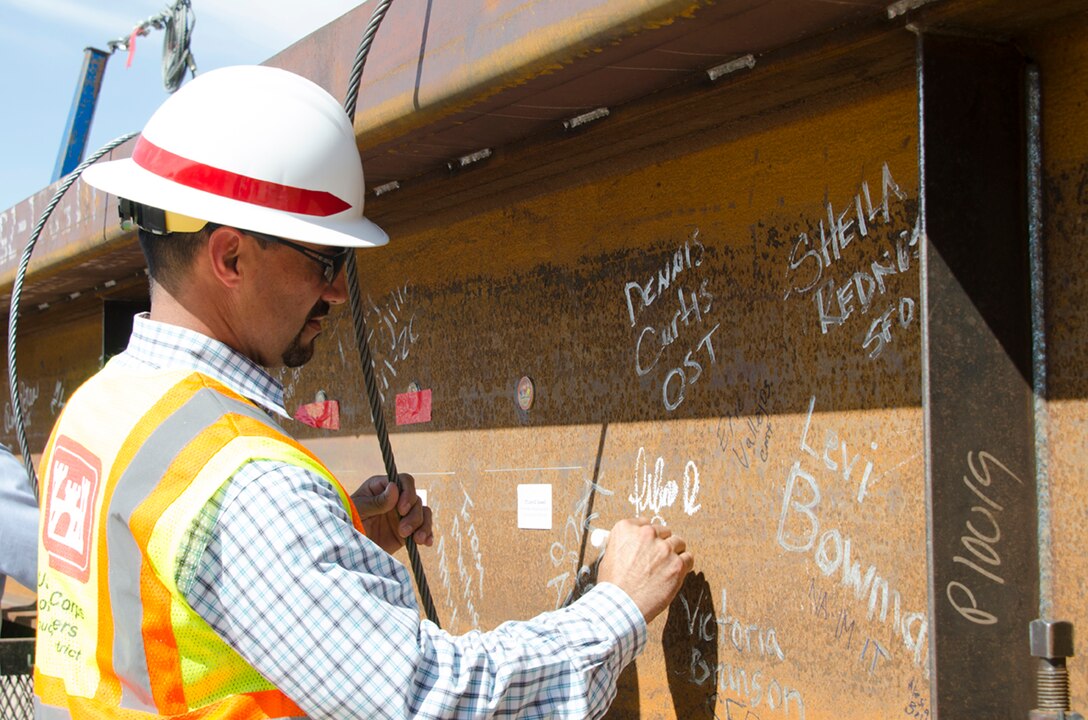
114, 314, 646, 719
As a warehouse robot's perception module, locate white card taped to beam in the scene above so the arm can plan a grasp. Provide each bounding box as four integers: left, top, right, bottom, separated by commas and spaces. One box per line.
517, 484, 552, 530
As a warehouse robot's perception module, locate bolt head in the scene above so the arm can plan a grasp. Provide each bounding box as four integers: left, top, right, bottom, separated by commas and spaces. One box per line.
1030, 620, 1075, 658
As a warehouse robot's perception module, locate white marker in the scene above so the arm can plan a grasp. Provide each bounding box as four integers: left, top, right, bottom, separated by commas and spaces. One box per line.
589, 528, 610, 549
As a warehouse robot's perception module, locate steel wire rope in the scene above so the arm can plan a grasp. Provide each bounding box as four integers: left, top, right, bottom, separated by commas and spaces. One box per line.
7, 131, 140, 496
161, 0, 198, 93
8, 4, 193, 498
106, 0, 197, 93
340, 0, 441, 628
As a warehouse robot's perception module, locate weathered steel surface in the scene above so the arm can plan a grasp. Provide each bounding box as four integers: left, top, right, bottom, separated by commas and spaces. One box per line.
1, 297, 105, 451
1, 0, 894, 308
300, 39, 926, 717
0, 166, 139, 311
266, 0, 890, 184
1, 1, 1088, 719
920, 34, 1038, 720
1023, 12, 1088, 715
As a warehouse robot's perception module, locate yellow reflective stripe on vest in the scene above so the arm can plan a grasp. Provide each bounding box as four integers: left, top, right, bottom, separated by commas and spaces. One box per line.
150, 433, 343, 579
36, 691, 309, 719
108, 385, 282, 713
116, 392, 341, 714
147, 428, 347, 708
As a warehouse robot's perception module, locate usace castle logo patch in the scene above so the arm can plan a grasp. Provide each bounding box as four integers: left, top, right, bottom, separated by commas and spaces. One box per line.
43, 437, 101, 583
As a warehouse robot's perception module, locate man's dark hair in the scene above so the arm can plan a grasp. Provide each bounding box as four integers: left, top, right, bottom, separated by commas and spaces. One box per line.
138, 220, 271, 294
138, 225, 213, 293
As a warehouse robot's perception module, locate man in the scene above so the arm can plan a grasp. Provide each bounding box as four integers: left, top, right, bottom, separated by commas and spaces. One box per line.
35, 65, 694, 718
0, 442, 37, 600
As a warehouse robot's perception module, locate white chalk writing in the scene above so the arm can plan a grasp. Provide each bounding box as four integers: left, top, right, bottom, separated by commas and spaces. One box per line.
50, 380, 66, 416
798, 395, 881, 503
628, 446, 702, 525
365, 284, 420, 402
432, 498, 459, 629
944, 451, 1024, 626
778, 459, 928, 667
782, 163, 920, 359
4, 381, 41, 434
778, 397, 929, 670
625, 229, 720, 411
546, 477, 614, 610
681, 584, 803, 719
433, 483, 486, 632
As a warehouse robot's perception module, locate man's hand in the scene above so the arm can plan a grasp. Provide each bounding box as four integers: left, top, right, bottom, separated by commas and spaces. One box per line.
351, 473, 433, 555
597, 518, 694, 623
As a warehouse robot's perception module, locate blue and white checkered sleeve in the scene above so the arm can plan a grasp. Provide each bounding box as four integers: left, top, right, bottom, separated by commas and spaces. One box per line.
183, 462, 646, 719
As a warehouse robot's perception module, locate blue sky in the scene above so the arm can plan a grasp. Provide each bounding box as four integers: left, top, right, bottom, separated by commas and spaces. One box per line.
0, 0, 366, 212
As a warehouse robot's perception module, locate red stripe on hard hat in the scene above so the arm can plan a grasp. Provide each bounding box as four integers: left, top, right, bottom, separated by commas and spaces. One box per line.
132, 136, 352, 217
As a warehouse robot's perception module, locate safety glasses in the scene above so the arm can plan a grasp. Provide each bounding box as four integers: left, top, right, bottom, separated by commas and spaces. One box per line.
246, 230, 351, 284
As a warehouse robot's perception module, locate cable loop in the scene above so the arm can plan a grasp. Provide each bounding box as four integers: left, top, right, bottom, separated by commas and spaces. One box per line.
106, 0, 197, 93
162, 0, 198, 93
7, 132, 139, 495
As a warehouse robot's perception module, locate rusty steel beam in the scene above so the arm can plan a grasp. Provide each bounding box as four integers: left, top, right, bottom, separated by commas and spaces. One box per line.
918, 32, 1038, 719
1, 0, 1081, 310
1, 0, 895, 311
297, 33, 928, 717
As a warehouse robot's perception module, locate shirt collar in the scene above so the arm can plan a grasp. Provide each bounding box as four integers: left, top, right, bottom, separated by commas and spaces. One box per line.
120, 313, 290, 418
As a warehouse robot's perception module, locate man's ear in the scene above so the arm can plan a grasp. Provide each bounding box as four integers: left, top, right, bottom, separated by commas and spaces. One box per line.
206, 226, 245, 289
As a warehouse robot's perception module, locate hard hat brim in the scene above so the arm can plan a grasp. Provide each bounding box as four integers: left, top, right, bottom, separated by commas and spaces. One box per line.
82, 156, 389, 248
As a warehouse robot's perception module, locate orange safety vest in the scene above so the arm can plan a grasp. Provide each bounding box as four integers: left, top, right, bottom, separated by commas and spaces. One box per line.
34, 362, 365, 719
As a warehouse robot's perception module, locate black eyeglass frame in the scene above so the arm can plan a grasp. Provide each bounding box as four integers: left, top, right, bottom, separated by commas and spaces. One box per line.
245, 230, 351, 284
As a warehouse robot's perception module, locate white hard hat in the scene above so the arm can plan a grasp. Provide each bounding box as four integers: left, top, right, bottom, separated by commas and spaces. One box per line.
81, 65, 387, 248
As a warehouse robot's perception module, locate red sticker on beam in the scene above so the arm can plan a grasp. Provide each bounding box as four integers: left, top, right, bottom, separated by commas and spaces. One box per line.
396, 389, 432, 425
294, 400, 340, 430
